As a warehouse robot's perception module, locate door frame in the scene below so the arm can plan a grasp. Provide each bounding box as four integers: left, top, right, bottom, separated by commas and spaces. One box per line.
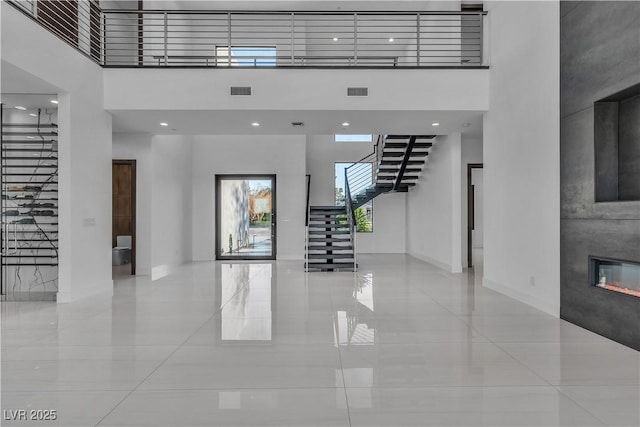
215, 174, 277, 261
112, 159, 136, 275
467, 163, 483, 268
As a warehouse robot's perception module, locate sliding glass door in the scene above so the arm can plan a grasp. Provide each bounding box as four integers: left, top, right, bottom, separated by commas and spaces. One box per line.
215, 175, 276, 260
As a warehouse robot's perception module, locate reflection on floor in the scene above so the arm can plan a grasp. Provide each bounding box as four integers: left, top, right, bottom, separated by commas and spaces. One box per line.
472, 247, 484, 272
111, 263, 132, 280
2, 255, 639, 426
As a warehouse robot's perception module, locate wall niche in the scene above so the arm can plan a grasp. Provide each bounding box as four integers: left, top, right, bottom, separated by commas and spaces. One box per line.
594, 83, 640, 202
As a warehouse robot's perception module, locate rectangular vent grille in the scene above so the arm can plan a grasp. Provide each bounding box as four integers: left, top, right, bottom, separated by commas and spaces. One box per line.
347, 87, 368, 97
230, 86, 252, 96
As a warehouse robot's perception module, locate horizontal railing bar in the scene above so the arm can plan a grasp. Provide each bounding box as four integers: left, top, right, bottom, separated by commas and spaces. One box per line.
102, 9, 487, 15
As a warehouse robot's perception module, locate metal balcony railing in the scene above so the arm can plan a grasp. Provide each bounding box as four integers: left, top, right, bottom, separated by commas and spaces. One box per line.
7, 0, 489, 68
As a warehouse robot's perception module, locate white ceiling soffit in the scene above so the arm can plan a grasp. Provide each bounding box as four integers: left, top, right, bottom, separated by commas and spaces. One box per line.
1, 61, 60, 95
110, 109, 482, 136
135, 1, 461, 12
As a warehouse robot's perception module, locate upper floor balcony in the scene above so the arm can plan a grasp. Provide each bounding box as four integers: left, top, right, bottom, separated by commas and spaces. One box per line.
7, 0, 489, 69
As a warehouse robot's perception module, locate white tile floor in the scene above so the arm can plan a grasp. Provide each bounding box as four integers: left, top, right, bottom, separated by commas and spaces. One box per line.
1, 255, 639, 426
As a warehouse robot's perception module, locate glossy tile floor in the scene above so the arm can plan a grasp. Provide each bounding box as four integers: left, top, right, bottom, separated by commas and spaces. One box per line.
2, 255, 639, 426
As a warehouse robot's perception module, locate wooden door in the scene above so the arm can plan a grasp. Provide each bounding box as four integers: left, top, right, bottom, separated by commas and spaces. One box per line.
112, 160, 136, 274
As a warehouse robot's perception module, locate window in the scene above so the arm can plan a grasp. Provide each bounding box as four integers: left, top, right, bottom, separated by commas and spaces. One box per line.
334, 134, 373, 143
215, 46, 276, 67
335, 162, 373, 232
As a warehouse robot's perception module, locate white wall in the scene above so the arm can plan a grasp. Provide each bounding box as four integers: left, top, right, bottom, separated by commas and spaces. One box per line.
461, 135, 483, 267
306, 135, 406, 254
406, 133, 462, 273
191, 135, 306, 261
150, 135, 193, 279
2, 2, 113, 302
472, 169, 484, 248
112, 133, 153, 275
104, 68, 489, 112
483, 1, 560, 316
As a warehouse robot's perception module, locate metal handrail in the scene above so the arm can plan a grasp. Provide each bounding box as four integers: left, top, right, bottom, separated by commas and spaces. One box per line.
344, 169, 356, 272
305, 174, 310, 272
6, 1, 488, 69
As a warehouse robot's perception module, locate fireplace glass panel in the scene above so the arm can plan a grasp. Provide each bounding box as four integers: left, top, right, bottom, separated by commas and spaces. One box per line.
591, 257, 640, 298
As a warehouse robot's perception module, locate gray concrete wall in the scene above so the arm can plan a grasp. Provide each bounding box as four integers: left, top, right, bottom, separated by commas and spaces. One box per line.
560, 0, 640, 351
618, 93, 640, 200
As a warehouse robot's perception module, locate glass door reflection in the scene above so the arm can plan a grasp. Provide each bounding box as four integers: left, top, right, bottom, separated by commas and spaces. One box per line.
216, 263, 276, 343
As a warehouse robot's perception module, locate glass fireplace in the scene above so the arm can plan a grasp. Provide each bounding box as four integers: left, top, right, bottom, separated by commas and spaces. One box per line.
590, 256, 640, 298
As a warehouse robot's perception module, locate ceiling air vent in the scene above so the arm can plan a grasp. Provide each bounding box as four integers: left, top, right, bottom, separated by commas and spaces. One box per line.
347, 87, 368, 97
230, 86, 252, 96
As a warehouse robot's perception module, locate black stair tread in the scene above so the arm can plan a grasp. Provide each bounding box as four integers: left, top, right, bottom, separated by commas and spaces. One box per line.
381, 152, 406, 157
310, 206, 345, 210
377, 176, 419, 180
378, 168, 422, 172
308, 229, 350, 235
308, 238, 351, 243
308, 253, 354, 259
308, 223, 347, 228
309, 211, 346, 216
385, 135, 436, 140
384, 142, 433, 148
306, 262, 357, 269
380, 160, 425, 165
306, 245, 353, 250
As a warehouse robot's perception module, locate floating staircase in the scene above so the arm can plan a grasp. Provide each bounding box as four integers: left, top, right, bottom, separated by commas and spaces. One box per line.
305, 135, 435, 272
305, 205, 356, 271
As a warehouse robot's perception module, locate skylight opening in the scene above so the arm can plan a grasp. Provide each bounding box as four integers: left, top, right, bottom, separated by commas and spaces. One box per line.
335, 134, 373, 143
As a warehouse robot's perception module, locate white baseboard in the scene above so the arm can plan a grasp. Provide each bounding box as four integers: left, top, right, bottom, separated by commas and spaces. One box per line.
482, 277, 560, 318
57, 279, 113, 303
407, 251, 463, 273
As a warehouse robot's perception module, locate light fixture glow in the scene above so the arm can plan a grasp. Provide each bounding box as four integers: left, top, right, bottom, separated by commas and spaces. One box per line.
15, 106, 27, 111
29, 113, 37, 117
432, 122, 440, 127
333, 37, 339, 41
388, 37, 394, 42
341, 122, 350, 127
26, 136, 35, 139
462, 122, 470, 127
251, 122, 260, 127
50, 100, 59, 104
160, 122, 169, 126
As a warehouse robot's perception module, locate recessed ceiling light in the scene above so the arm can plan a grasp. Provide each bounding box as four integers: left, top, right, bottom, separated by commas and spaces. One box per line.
342, 122, 350, 127
50, 100, 58, 104
251, 122, 260, 127
160, 122, 169, 126
27, 136, 35, 139
462, 122, 470, 127
333, 37, 339, 42
432, 122, 440, 127
29, 113, 37, 117
388, 37, 394, 42
15, 106, 27, 110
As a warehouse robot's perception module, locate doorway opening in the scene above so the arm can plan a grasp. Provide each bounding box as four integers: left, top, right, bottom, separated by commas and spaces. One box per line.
467, 163, 483, 269
216, 175, 276, 260
112, 160, 136, 277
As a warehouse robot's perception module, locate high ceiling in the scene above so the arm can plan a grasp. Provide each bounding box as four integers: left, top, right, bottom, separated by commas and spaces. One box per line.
109, 109, 483, 136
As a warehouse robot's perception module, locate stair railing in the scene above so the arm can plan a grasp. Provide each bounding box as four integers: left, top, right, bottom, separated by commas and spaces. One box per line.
305, 174, 310, 272
344, 170, 357, 272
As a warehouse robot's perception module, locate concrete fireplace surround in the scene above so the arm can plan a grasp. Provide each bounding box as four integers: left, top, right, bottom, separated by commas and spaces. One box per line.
560, 1, 640, 351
